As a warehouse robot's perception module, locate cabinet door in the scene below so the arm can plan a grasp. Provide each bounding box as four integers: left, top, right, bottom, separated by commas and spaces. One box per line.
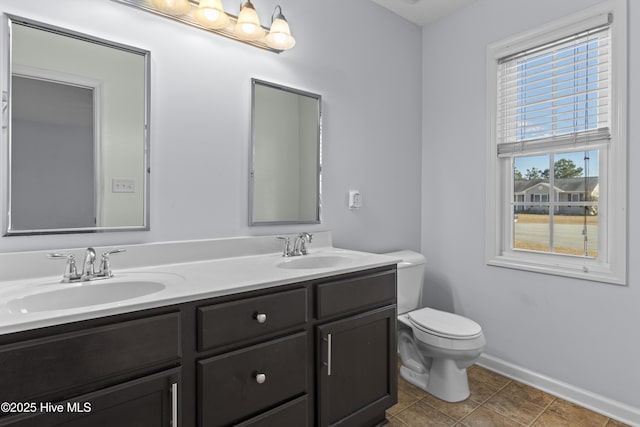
317, 305, 397, 427
0, 368, 180, 427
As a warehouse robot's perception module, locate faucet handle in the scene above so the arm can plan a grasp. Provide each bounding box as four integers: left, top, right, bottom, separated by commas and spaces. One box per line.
48, 252, 75, 260
276, 236, 292, 257
102, 248, 126, 257
99, 248, 126, 277
298, 232, 313, 255
48, 252, 79, 282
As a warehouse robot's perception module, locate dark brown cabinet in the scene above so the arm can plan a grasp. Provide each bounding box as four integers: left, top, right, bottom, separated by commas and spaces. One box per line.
195, 286, 310, 427
197, 287, 308, 351
0, 264, 396, 427
0, 312, 182, 403
199, 332, 308, 426
317, 307, 397, 427
315, 270, 397, 427
0, 311, 182, 427
0, 368, 180, 427
234, 396, 308, 427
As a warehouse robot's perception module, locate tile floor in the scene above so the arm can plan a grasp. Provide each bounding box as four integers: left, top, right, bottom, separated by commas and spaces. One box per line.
386, 365, 630, 427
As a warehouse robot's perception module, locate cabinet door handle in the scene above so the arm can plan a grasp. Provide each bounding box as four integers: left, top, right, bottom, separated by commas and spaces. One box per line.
325, 333, 332, 376
171, 382, 178, 427
255, 313, 267, 324
255, 373, 266, 384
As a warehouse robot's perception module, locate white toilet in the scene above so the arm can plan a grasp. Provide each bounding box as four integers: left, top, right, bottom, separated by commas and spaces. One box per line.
384, 250, 486, 403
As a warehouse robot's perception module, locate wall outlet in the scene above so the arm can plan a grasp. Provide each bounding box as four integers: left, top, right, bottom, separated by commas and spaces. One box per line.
112, 178, 135, 193
348, 190, 362, 209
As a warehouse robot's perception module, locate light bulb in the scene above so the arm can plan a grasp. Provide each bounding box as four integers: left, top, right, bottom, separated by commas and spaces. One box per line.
149, 0, 190, 15
194, 0, 230, 29
234, 1, 265, 41
242, 23, 258, 34
204, 9, 219, 20
265, 9, 295, 50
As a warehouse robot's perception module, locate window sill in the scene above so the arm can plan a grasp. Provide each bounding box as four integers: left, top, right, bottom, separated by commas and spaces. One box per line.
487, 252, 626, 285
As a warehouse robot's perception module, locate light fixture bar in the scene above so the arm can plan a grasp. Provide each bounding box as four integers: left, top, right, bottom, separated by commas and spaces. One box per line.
110, 0, 283, 53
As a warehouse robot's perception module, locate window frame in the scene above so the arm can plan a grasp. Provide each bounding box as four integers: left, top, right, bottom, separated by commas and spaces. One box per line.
485, 0, 627, 285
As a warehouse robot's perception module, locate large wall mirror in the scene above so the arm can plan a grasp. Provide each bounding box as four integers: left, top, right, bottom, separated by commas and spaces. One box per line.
2, 15, 150, 235
250, 79, 322, 225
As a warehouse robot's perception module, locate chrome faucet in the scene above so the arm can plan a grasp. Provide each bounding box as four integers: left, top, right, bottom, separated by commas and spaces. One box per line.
81, 247, 97, 280
276, 233, 313, 257
49, 247, 126, 283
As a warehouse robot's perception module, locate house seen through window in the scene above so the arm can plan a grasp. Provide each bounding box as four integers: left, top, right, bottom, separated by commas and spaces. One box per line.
512, 151, 598, 257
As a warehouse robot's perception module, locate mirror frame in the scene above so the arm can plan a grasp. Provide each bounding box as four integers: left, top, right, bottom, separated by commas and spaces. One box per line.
249, 78, 322, 226
2, 14, 151, 236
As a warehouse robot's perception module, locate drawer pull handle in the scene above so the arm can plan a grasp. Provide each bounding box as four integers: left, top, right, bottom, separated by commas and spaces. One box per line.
255, 373, 267, 384
255, 313, 267, 324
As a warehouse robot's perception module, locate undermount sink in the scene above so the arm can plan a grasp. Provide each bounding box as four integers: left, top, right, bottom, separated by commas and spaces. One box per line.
277, 254, 353, 270
7, 280, 166, 313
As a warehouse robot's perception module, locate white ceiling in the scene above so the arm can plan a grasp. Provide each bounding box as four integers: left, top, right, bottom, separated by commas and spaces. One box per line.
369, 0, 478, 26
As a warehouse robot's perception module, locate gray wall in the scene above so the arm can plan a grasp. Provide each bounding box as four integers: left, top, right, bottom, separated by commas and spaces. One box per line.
0, 0, 423, 253
421, 0, 640, 409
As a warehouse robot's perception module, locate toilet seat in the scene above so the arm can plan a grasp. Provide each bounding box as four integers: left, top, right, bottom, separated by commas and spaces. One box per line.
408, 308, 482, 340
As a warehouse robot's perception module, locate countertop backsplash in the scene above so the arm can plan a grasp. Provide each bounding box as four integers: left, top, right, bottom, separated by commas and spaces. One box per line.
0, 232, 334, 283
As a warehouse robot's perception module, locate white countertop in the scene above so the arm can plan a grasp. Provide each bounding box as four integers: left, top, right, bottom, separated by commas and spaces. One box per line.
0, 236, 399, 335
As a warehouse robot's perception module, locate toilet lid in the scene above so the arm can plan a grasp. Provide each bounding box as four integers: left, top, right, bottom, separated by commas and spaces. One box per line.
408, 308, 482, 339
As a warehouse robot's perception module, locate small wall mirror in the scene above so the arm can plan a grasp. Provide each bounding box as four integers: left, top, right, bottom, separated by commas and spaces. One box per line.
2, 15, 150, 235
250, 79, 322, 225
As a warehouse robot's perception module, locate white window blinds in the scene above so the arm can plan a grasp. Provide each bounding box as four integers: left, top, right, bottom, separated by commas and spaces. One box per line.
497, 17, 611, 156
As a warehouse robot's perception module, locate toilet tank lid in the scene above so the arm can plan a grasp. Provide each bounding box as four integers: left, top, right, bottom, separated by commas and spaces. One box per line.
380, 250, 425, 268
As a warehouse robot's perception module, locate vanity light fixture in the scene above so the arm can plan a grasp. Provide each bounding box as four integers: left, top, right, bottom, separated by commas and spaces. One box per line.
111, 0, 295, 53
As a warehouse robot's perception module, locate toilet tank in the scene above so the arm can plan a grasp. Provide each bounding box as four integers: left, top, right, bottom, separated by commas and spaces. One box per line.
382, 250, 426, 315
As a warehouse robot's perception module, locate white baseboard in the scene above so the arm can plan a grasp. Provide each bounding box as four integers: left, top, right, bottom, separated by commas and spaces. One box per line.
477, 353, 640, 427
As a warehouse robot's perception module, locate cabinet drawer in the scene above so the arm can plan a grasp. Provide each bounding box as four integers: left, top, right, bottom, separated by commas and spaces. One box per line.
198, 332, 307, 427
236, 395, 308, 427
197, 287, 307, 351
316, 270, 396, 319
0, 312, 181, 402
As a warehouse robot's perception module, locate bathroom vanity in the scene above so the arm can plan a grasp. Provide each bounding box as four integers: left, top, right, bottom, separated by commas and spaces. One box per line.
0, 235, 398, 427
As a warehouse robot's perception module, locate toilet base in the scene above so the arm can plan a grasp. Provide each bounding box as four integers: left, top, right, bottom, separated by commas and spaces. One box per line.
400, 358, 470, 403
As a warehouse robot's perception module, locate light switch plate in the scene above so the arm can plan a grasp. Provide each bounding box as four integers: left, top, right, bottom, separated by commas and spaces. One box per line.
349, 190, 362, 209
112, 178, 135, 193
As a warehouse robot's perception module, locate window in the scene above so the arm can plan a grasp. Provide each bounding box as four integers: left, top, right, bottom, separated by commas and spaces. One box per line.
486, 0, 627, 284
